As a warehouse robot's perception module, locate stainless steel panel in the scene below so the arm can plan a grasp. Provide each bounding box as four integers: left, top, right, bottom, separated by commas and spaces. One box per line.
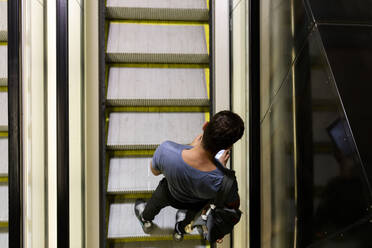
107, 112, 205, 149
108, 201, 199, 238
106, 23, 208, 63
107, 67, 208, 106
0, 45, 7, 86
0, 185, 8, 222
0, 2, 6, 42
108, 157, 163, 193
0, 92, 7, 131
0, 138, 7, 176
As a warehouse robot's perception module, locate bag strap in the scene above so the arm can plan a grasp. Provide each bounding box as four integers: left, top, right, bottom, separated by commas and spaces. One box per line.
214, 175, 234, 207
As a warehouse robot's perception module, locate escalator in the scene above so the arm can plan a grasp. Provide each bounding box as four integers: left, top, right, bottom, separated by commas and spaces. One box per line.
102, 1, 212, 247
0, 0, 8, 246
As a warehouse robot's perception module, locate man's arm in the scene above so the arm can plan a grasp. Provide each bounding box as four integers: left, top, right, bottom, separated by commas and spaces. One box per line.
150, 161, 162, 176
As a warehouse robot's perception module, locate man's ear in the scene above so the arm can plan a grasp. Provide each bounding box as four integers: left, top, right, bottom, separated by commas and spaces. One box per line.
202, 121, 209, 131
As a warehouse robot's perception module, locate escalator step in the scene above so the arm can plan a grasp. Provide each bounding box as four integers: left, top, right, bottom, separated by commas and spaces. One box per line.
0, 92, 7, 131
0, 232, 8, 248
107, 112, 205, 150
108, 200, 200, 240
106, 0, 208, 21
0, 185, 8, 224
110, 239, 206, 248
0, 139, 7, 177
0, 45, 7, 86
107, 67, 209, 107
108, 157, 162, 194
106, 23, 209, 64
0, 2, 7, 42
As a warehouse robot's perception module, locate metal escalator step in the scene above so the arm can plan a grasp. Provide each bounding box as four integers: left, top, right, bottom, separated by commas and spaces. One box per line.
0, 138, 7, 177
0, 45, 7, 86
107, 112, 205, 150
111, 239, 206, 248
107, 23, 208, 64
0, 2, 7, 42
106, 0, 208, 21
108, 200, 200, 240
107, 67, 209, 107
0, 231, 8, 248
0, 92, 7, 131
0, 185, 8, 224
108, 157, 163, 194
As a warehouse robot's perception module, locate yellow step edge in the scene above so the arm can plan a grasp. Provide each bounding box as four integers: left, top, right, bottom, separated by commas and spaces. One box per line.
109, 20, 208, 26
0, 42, 7, 46
109, 63, 209, 69
0, 131, 8, 137
0, 222, 8, 228
107, 106, 210, 113
0, 177, 8, 183
0, 86, 7, 92
110, 193, 153, 200
108, 150, 155, 157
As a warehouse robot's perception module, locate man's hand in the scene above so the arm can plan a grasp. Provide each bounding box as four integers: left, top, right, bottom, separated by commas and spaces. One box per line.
190, 134, 203, 146
218, 149, 231, 167
150, 162, 162, 176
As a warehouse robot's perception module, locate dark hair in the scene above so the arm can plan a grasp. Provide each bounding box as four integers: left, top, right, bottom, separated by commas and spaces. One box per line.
202, 110, 245, 155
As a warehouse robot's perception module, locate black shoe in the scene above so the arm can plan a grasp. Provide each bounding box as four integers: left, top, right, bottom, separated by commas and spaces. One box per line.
173, 210, 187, 242
134, 199, 153, 233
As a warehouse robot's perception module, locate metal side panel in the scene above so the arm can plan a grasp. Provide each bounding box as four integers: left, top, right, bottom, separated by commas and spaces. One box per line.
0, 2, 7, 42
111, 240, 206, 248
0, 184, 8, 222
108, 201, 199, 239
107, 112, 205, 150
106, 0, 208, 21
0, 92, 7, 131
0, 139, 8, 177
0, 45, 7, 86
108, 157, 163, 194
107, 67, 209, 106
106, 23, 208, 64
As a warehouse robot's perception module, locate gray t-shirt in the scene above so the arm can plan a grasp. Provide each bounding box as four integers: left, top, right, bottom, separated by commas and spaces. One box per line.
152, 141, 225, 203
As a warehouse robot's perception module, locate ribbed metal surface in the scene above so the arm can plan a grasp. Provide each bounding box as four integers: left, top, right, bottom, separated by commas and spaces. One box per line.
107, 112, 205, 149
0, 232, 8, 248
0, 2, 7, 42
106, 0, 208, 21
108, 157, 163, 194
0, 92, 7, 131
0, 185, 8, 222
0, 45, 7, 86
107, 0, 207, 9
107, 67, 208, 107
106, 23, 208, 63
0, 139, 8, 177
108, 201, 199, 238
104, 1, 210, 246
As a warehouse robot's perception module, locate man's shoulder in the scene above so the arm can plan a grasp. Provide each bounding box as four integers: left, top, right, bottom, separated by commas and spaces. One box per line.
159, 140, 191, 151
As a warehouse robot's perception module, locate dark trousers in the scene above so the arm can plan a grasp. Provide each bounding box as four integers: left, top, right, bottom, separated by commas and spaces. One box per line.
142, 178, 208, 232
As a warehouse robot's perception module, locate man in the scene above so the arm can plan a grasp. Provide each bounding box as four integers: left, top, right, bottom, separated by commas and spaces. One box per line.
134, 110, 244, 241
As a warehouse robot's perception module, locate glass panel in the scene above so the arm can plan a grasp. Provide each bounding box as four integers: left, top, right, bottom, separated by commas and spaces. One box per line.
318, 25, 372, 184
312, 219, 372, 248
260, 0, 312, 121
294, 30, 372, 246
261, 74, 296, 248
307, 0, 372, 24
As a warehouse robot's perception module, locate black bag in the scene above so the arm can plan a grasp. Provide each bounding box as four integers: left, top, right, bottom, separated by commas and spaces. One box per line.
206, 175, 242, 243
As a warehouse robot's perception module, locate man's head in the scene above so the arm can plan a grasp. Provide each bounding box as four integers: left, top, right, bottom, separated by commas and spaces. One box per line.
202, 110, 245, 155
